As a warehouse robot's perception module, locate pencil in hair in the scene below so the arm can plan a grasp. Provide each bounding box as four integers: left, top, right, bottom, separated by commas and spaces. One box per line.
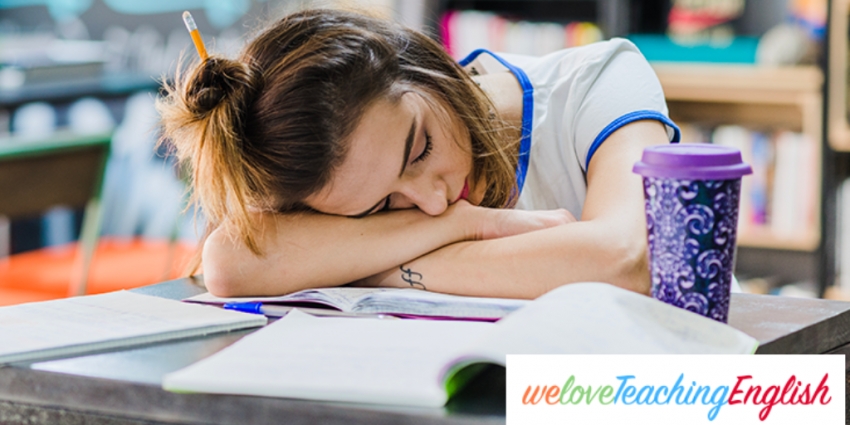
182, 11, 208, 61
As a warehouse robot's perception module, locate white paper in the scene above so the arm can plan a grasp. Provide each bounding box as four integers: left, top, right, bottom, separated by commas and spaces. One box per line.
163, 310, 495, 406
470, 282, 759, 361
164, 283, 758, 407
0, 291, 267, 364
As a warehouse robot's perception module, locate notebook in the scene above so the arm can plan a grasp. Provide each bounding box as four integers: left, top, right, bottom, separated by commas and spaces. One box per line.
163, 282, 759, 407
186, 287, 528, 321
0, 290, 267, 365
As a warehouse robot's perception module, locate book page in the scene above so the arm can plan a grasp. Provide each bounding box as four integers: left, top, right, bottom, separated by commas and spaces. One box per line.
163, 310, 495, 407
0, 291, 267, 364
187, 287, 528, 320
351, 289, 528, 319
186, 287, 391, 310
165, 283, 758, 407
465, 282, 759, 364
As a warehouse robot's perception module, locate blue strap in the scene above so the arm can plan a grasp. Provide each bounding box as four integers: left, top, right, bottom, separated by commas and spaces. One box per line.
459, 49, 534, 195
585, 110, 682, 171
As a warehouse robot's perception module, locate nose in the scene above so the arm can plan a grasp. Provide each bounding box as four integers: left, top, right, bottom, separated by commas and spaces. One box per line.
395, 179, 448, 216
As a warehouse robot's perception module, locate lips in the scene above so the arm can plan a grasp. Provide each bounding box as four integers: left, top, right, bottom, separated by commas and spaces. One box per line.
455, 180, 470, 203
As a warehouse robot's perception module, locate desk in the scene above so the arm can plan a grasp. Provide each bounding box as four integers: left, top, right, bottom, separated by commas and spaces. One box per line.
1, 277, 849, 425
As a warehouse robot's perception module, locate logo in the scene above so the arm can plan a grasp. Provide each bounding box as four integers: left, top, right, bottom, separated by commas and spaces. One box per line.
507, 355, 844, 424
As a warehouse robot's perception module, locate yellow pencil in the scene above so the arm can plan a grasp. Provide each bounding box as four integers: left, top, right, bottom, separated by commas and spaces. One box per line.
182, 11, 208, 61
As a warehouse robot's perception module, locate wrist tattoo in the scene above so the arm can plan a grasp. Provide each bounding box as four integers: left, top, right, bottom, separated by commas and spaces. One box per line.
399, 265, 426, 290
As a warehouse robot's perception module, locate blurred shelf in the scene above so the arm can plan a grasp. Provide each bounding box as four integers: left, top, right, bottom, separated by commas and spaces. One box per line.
0, 73, 160, 108
445, 0, 597, 2
738, 227, 820, 252
653, 63, 823, 252
654, 64, 822, 139
439, 0, 630, 38
653, 63, 822, 104
828, 0, 850, 150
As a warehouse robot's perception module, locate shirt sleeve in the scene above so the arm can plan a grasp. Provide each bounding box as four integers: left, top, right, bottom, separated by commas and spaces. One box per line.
569, 39, 680, 172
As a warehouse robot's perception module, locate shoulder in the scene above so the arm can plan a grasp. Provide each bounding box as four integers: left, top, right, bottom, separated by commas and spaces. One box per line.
497, 38, 646, 76
459, 38, 644, 77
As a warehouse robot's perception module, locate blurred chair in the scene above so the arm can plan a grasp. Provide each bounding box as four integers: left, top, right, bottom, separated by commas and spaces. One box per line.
0, 237, 195, 305
0, 131, 197, 307
0, 131, 109, 304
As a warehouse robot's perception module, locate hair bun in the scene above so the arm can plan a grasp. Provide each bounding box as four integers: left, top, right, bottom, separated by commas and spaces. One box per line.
185, 57, 253, 116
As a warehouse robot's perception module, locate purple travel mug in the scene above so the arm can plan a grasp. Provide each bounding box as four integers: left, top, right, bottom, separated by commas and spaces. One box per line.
633, 144, 752, 323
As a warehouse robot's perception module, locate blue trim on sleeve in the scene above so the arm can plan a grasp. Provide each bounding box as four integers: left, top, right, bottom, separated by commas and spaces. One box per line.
584, 110, 681, 171
459, 49, 534, 195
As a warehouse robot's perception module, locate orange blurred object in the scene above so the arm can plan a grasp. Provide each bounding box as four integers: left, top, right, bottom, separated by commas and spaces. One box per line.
0, 238, 197, 306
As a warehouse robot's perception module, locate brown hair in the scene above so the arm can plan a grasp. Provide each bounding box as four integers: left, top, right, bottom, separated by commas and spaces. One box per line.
157, 9, 518, 271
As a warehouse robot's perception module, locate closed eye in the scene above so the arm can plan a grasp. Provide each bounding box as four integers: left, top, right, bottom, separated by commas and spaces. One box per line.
368, 131, 430, 216
412, 131, 432, 164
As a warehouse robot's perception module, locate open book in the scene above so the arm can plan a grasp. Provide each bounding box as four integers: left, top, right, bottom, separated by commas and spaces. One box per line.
187, 287, 528, 321
0, 291, 267, 365
164, 283, 759, 406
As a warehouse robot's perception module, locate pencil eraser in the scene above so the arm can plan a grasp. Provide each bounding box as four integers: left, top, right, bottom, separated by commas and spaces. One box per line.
182, 11, 198, 32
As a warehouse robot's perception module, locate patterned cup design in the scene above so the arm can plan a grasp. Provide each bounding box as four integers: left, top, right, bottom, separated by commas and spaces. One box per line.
643, 177, 741, 323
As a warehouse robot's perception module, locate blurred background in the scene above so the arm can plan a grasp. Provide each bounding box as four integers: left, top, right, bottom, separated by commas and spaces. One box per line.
0, 0, 847, 304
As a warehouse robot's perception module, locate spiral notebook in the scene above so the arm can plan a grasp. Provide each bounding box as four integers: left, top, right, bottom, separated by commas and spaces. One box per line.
0, 290, 267, 365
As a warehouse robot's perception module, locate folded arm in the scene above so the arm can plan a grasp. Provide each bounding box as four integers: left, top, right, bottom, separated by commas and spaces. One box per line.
358, 120, 668, 299
202, 195, 573, 297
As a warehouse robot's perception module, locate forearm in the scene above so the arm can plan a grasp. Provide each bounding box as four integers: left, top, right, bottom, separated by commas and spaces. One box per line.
364, 217, 649, 299
203, 205, 475, 297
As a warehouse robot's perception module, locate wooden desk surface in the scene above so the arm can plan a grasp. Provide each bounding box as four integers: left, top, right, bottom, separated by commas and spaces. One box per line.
1, 278, 848, 425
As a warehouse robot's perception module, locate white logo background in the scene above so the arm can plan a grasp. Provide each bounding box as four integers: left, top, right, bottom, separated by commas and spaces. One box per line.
506, 355, 844, 424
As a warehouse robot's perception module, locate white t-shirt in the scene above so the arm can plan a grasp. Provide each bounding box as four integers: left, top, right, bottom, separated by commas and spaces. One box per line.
460, 38, 680, 218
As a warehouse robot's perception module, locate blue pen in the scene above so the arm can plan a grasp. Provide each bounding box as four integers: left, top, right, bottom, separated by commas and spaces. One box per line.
223, 302, 397, 319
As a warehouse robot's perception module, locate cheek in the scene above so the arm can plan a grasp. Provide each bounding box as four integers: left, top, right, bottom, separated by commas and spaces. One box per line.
455, 137, 474, 172
432, 113, 472, 172
451, 127, 474, 169
441, 130, 469, 165
443, 140, 470, 172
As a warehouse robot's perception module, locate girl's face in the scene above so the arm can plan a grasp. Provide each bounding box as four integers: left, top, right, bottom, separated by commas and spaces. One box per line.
305, 92, 478, 217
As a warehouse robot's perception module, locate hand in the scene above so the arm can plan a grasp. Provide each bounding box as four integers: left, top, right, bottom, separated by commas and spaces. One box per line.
462, 201, 576, 240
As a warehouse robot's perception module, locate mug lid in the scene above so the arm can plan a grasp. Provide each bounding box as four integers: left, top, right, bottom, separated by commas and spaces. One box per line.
633, 144, 753, 180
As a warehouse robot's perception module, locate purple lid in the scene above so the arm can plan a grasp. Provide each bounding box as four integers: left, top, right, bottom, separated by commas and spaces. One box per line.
633, 144, 753, 180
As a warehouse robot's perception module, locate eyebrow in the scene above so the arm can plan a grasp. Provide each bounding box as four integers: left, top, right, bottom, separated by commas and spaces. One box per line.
398, 117, 417, 178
